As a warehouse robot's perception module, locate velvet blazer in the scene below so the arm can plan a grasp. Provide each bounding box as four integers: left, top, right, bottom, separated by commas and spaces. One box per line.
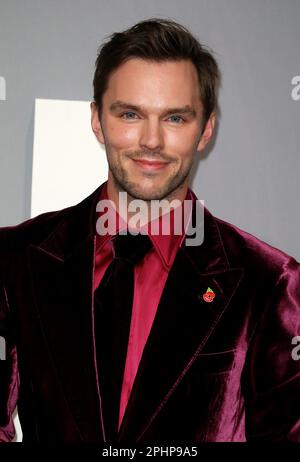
0, 183, 299, 442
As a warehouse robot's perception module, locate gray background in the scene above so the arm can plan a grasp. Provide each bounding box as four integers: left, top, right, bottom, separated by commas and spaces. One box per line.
0, 0, 299, 260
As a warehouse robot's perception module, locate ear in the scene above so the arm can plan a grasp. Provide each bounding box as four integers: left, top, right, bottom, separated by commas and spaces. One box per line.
196, 111, 216, 151
91, 102, 105, 144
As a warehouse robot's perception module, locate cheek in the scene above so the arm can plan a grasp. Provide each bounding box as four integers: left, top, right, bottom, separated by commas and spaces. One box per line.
106, 121, 139, 150
165, 130, 196, 161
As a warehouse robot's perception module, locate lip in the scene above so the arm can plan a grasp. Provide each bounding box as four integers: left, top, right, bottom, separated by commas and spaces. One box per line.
132, 158, 170, 170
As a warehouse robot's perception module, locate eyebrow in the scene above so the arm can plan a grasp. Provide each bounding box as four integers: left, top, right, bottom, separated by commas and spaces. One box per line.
109, 100, 197, 118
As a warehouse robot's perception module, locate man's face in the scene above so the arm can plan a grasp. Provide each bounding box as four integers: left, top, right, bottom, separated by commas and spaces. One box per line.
91, 58, 215, 202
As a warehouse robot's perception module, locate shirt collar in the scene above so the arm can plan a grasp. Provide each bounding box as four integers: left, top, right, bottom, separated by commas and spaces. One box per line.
95, 181, 196, 271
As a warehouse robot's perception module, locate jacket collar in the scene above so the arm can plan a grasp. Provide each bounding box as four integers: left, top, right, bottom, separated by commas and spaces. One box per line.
95, 181, 194, 271
36, 182, 230, 274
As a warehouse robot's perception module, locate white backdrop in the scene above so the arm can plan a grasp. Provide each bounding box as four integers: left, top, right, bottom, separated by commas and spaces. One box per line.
31, 99, 108, 217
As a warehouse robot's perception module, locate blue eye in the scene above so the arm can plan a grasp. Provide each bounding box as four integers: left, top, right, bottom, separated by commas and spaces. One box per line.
169, 115, 184, 124
121, 112, 138, 120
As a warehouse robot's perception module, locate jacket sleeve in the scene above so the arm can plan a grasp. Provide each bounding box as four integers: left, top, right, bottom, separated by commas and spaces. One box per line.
0, 283, 19, 442
244, 256, 300, 441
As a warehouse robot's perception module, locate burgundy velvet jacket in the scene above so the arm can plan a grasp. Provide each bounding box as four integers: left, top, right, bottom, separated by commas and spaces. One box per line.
0, 183, 300, 442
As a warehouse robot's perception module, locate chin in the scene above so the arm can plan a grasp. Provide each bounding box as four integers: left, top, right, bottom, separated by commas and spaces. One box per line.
113, 171, 181, 201
127, 188, 164, 201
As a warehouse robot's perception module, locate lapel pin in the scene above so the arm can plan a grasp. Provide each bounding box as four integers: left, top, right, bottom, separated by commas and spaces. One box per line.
203, 287, 215, 303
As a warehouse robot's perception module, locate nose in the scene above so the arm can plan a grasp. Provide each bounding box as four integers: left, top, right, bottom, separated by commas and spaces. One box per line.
139, 118, 164, 152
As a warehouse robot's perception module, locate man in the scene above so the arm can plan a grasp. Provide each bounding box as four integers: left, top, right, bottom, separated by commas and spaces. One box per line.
0, 18, 300, 443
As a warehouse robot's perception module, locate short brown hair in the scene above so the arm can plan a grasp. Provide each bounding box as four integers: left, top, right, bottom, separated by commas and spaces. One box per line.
93, 18, 220, 127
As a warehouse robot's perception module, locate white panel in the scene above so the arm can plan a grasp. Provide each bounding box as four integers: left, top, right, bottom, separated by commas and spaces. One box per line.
13, 410, 22, 442
31, 98, 108, 217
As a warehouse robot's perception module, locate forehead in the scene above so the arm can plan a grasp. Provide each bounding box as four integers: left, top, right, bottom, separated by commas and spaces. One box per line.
103, 58, 201, 109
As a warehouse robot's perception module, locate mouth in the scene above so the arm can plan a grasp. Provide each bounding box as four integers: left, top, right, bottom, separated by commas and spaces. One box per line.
131, 158, 170, 171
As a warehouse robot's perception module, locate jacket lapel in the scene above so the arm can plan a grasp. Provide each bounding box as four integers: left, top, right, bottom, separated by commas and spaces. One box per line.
118, 201, 244, 442
27, 187, 105, 441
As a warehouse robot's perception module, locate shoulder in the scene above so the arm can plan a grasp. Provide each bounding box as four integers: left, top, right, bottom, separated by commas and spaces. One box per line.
0, 184, 103, 273
0, 184, 103, 254
0, 207, 71, 256
213, 213, 299, 279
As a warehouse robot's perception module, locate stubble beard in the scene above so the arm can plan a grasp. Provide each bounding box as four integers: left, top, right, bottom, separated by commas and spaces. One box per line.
108, 151, 193, 203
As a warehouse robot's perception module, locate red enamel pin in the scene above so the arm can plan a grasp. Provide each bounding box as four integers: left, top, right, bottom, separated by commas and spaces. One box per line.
203, 287, 215, 303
